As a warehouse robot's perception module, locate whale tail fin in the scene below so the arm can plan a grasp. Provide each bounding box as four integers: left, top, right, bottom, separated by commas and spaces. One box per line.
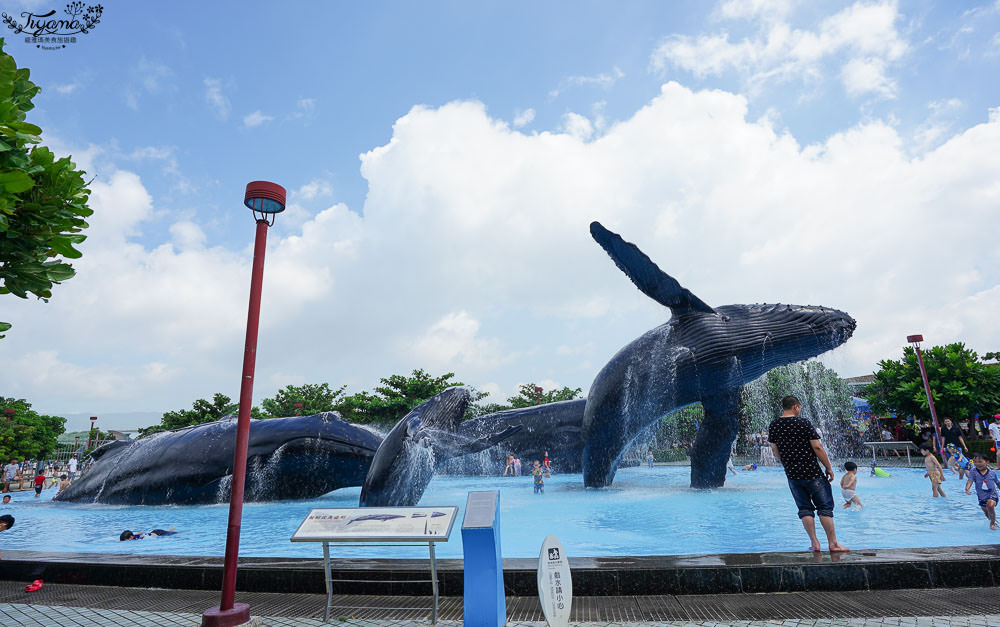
590, 221, 715, 315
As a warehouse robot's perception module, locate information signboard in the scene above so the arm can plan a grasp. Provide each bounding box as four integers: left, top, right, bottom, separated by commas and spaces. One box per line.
291, 506, 458, 542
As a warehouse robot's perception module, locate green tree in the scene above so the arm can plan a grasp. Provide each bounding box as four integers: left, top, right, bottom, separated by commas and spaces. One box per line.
335, 369, 469, 426
0, 397, 66, 460
261, 383, 347, 418
865, 342, 1000, 421
0, 39, 93, 337
654, 404, 704, 446
138, 393, 261, 437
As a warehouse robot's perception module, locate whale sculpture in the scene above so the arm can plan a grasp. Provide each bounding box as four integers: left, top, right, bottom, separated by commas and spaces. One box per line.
360, 387, 522, 507
584, 222, 856, 489
449, 399, 587, 474
54, 413, 382, 505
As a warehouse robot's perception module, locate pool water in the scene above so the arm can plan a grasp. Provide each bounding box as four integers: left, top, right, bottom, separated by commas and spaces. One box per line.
1, 466, 994, 559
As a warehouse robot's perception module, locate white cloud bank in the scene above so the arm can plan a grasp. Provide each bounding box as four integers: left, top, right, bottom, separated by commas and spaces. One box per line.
2, 81, 998, 418
652, 0, 908, 99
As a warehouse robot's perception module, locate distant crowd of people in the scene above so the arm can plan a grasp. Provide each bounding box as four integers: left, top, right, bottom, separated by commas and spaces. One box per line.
3, 454, 80, 498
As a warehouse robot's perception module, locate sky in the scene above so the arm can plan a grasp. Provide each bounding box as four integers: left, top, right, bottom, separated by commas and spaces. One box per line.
1, 0, 998, 432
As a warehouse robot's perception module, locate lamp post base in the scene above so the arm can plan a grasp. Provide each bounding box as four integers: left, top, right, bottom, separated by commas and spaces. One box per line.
202, 603, 251, 627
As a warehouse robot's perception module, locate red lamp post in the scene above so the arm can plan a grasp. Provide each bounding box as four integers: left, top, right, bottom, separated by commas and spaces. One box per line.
293, 402, 303, 416
87, 416, 97, 448
535, 386, 543, 406
3, 408, 14, 422
907, 334, 943, 453
203, 181, 285, 627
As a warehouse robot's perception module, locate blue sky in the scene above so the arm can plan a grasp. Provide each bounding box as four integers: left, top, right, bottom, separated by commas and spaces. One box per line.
2, 0, 999, 430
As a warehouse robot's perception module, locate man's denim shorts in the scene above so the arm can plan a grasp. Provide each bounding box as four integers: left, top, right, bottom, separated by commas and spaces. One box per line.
787, 477, 834, 519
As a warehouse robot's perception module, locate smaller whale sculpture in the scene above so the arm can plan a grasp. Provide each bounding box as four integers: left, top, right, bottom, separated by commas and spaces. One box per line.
55, 413, 383, 505
360, 387, 522, 507
450, 399, 587, 474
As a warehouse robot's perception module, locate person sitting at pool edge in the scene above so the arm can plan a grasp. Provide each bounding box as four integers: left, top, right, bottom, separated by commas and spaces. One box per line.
120, 526, 178, 541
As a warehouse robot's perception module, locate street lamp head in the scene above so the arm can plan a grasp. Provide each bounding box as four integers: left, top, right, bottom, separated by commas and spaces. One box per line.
244, 181, 286, 224
906, 334, 923, 345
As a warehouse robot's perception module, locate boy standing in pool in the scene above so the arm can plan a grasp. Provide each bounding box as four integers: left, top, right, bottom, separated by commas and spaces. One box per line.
840, 462, 862, 509
921, 445, 946, 497
964, 453, 998, 530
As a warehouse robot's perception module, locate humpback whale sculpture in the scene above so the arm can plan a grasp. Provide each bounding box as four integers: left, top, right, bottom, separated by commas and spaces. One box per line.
584, 222, 856, 489
54, 413, 382, 505
360, 387, 522, 507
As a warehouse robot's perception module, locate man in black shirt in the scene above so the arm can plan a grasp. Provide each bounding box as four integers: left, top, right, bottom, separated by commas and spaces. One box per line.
768, 395, 849, 552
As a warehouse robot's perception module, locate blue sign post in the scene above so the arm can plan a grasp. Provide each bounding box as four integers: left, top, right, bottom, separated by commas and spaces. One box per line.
461, 490, 505, 626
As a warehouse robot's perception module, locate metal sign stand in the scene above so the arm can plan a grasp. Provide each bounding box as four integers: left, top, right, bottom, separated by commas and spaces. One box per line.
290, 506, 457, 624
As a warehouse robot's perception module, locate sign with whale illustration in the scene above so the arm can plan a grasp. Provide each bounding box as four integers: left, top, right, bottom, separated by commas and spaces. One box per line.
291, 506, 457, 542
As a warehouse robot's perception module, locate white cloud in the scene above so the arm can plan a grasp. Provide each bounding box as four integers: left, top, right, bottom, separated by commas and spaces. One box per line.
513, 108, 535, 128
294, 179, 333, 201
3, 83, 999, 418
550, 67, 625, 99
408, 311, 513, 370
651, 1, 908, 99
203, 78, 230, 120
561, 112, 594, 140
52, 82, 80, 95
243, 110, 274, 128
840, 57, 895, 98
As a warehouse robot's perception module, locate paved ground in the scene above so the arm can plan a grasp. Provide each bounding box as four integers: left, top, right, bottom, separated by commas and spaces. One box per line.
1, 582, 999, 626
1, 604, 999, 626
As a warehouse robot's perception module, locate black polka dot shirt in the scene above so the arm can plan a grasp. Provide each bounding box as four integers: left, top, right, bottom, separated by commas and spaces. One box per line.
767, 416, 824, 480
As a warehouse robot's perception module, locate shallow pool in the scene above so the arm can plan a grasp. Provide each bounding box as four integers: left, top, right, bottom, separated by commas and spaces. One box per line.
1, 466, 994, 559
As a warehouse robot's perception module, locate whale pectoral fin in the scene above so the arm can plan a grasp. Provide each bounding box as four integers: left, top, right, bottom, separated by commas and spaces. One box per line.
431, 425, 523, 460
590, 221, 715, 315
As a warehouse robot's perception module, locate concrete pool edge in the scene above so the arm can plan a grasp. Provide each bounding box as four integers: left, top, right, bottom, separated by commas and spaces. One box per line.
2, 545, 999, 596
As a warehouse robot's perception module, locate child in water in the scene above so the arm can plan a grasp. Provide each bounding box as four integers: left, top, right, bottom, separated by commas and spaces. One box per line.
120, 527, 178, 541
531, 460, 546, 494
946, 443, 972, 480
921, 445, 946, 498
840, 461, 862, 509
964, 453, 999, 530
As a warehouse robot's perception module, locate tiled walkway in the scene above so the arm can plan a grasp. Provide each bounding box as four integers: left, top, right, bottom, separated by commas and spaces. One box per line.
1, 583, 999, 626
1, 604, 999, 626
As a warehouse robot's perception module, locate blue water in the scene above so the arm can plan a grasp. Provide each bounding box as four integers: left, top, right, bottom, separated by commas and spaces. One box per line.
1, 466, 994, 559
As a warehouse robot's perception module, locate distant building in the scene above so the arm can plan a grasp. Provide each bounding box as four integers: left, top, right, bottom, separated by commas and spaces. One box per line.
844, 374, 875, 396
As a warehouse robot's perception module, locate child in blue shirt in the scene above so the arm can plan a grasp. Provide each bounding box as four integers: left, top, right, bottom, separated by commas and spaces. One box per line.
964, 453, 999, 530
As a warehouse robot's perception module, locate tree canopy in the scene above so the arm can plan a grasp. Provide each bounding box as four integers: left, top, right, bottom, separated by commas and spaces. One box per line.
136, 393, 260, 438
0, 38, 93, 337
260, 382, 347, 418
0, 397, 65, 460
864, 342, 1000, 420
466, 382, 584, 417
337, 369, 473, 425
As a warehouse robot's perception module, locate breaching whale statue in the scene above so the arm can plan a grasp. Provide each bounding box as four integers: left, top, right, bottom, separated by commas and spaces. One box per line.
54, 413, 382, 505
584, 221, 856, 489
360, 387, 522, 507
